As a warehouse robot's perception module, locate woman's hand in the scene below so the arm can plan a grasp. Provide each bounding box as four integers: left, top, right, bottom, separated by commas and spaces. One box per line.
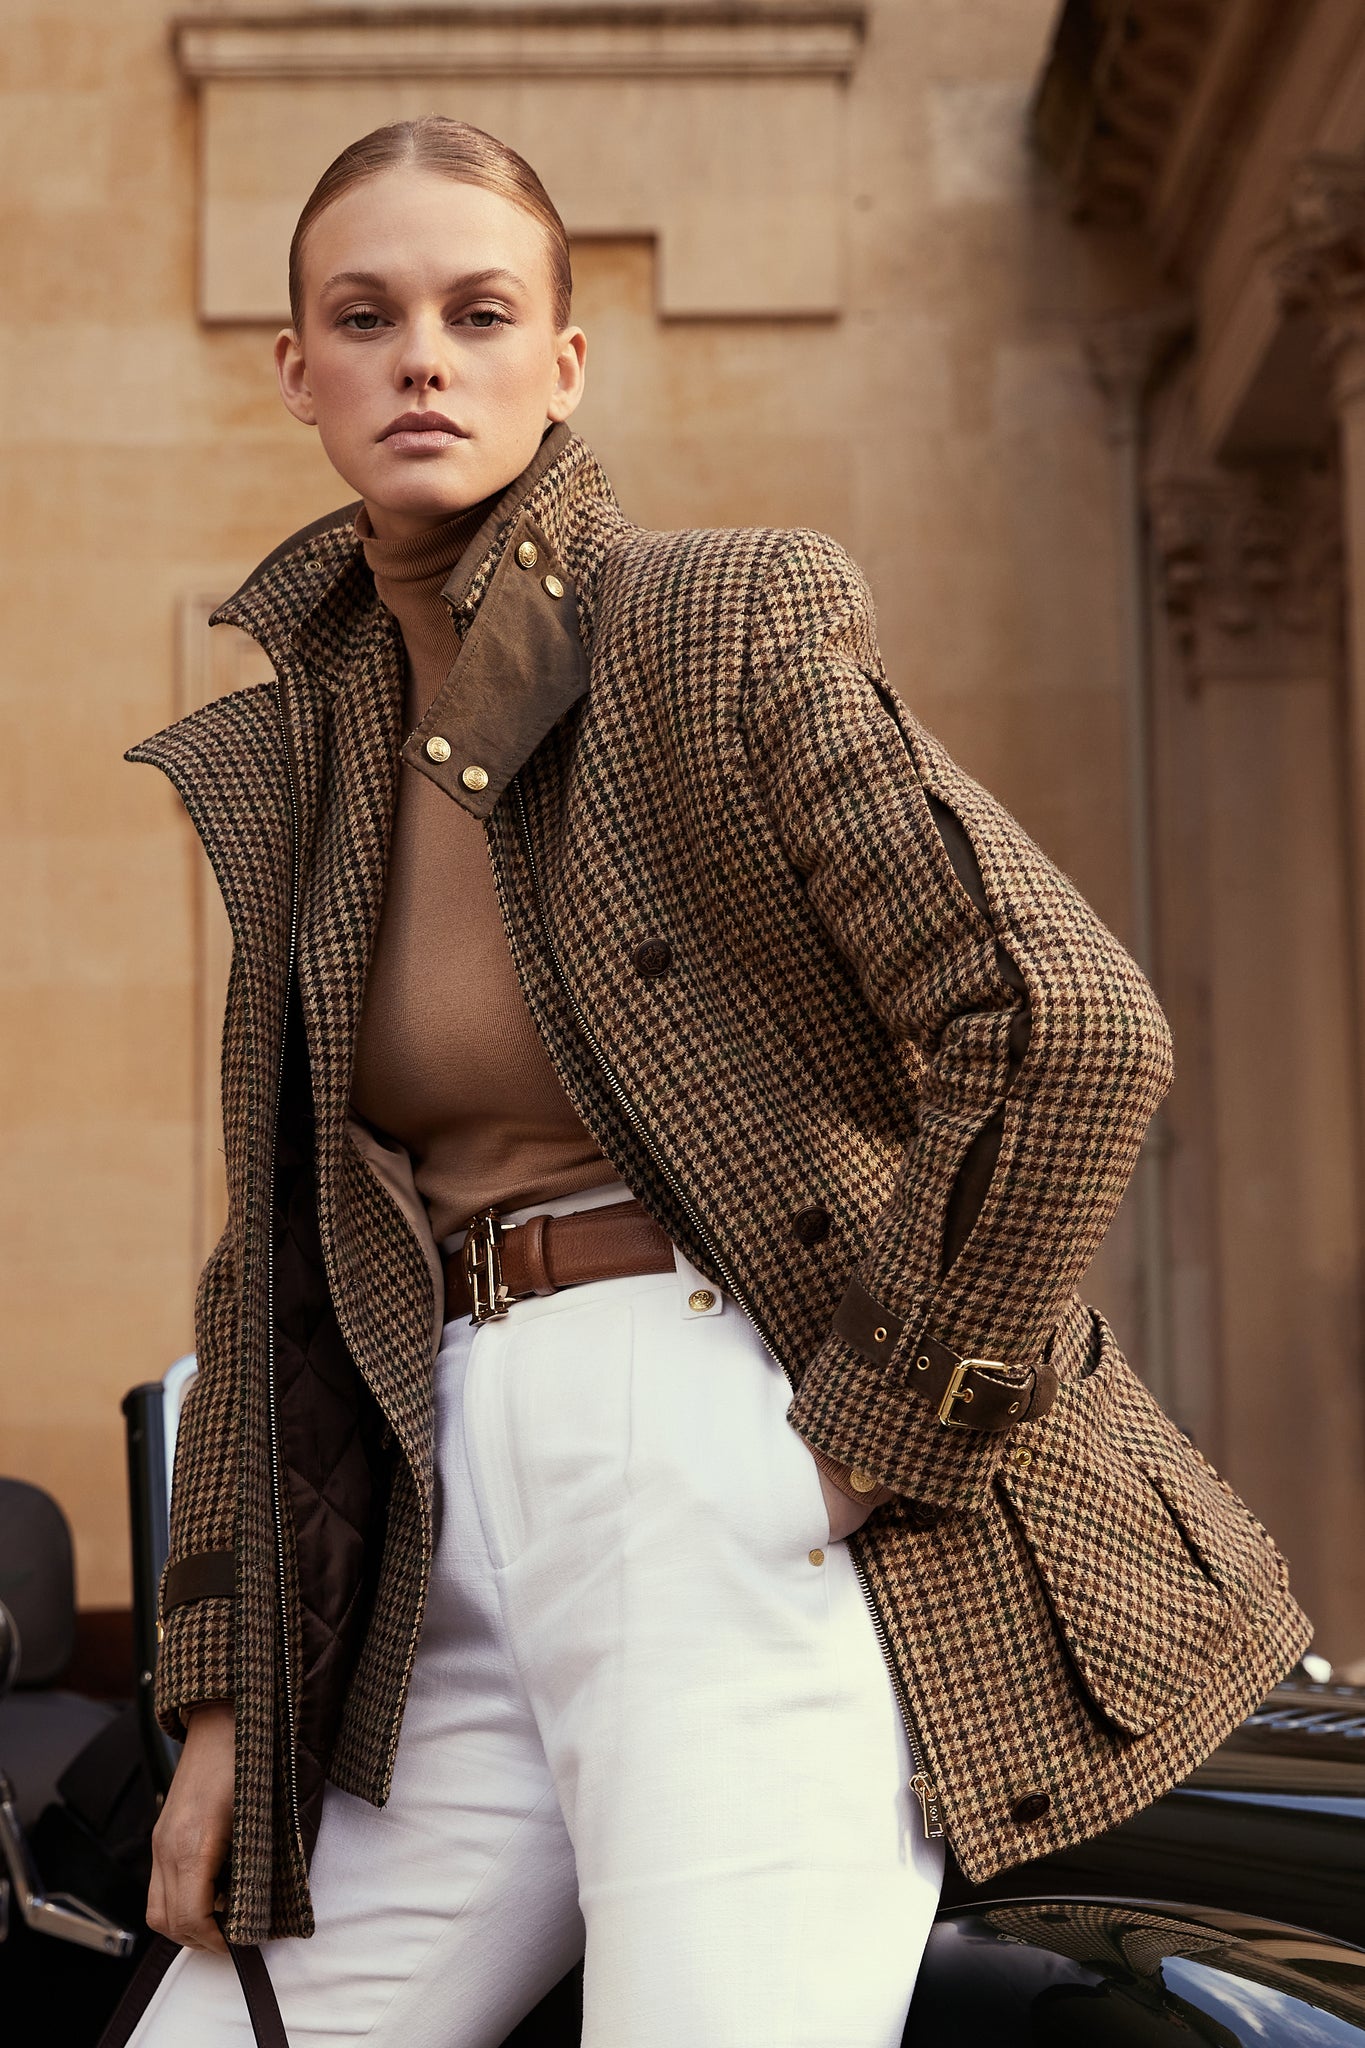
815, 1465, 879, 1541
147, 1699, 235, 1953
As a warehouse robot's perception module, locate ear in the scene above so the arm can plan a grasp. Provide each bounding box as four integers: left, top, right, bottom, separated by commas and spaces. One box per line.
546, 326, 587, 425
275, 328, 318, 427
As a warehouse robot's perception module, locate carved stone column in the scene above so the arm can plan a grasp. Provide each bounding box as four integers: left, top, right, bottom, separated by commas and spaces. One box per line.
1082, 310, 1188, 1417
1270, 153, 1365, 1157
1144, 363, 1365, 1655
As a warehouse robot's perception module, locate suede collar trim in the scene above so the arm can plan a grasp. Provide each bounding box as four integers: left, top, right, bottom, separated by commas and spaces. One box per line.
403, 503, 587, 821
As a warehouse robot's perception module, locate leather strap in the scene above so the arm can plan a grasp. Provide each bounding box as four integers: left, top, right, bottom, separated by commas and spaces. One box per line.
443, 1199, 675, 1321
97, 1932, 289, 2048
227, 1936, 290, 2048
96, 1935, 181, 2048
163, 1549, 236, 1612
833, 1276, 1057, 1431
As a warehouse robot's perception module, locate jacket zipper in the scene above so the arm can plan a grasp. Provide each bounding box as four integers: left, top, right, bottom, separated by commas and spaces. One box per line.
267, 681, 305, 1861
505, 776, 944, 1842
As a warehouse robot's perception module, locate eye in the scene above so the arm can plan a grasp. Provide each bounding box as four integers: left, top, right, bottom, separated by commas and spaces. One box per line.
463, 308, 510, 329
339, 307, 386, 332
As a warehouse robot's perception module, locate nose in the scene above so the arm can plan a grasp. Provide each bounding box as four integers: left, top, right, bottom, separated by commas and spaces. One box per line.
394, 309, 451, 392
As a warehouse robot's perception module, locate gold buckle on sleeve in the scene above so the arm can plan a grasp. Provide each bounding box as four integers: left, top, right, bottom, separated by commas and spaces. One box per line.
463, 1209, 512, 1325
936, 1360, 977, 1428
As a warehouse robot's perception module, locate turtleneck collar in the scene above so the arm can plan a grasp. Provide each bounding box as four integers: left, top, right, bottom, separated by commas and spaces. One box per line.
355, 494, 494, 590
356, 492, 502, 721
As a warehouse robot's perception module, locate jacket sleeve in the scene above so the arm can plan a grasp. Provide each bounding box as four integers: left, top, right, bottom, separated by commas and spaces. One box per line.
153, 961, 245, 1740
741, 530, 1173, 1515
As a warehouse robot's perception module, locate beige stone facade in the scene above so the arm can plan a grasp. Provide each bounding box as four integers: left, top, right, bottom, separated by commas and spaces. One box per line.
4, 0, 1359, 1664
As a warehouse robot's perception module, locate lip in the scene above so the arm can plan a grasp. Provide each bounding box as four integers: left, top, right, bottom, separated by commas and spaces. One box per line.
379, 410, 469, 451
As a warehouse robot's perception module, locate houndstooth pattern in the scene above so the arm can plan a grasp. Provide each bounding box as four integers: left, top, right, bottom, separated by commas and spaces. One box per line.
130, 429, 1309, 1940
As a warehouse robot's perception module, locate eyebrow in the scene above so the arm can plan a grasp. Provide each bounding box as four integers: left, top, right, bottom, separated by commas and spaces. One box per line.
318, 267, 532, 296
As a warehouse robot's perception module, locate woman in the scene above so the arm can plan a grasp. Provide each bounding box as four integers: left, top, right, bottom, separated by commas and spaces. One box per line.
118, 118, 1308, 2047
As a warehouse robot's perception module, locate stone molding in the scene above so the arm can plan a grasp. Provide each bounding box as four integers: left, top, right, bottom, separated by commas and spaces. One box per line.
174, 3, 866, 321
1083, 305, 1192, 441
1147, 467, 1342, 687
1146, 360, 1342, 684
1032, 0, 1224, 228
173, 6, 865, 80
1267, 153, 1365, 401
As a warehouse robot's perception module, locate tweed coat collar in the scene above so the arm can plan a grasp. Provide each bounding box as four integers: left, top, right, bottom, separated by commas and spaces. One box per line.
132, 420, 631, 1134
208, 419, 625, 821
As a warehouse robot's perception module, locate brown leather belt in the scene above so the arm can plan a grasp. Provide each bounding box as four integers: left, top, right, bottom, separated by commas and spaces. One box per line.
444, 1198, 676, 1325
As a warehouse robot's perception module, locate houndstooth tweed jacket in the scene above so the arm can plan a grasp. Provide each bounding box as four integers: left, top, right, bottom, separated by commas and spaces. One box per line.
132, 422, 1309, 1944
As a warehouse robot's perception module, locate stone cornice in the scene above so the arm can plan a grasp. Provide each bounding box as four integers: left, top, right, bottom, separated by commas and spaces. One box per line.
173, 4, 866, 80
1146, 369, 1342, 683
1033, 0, 1223, 228
1267, 153, 1365, 388
1032, 0, 1300, 271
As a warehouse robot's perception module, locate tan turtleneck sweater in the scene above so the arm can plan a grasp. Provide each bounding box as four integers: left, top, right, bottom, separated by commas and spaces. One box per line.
348, 501, 618, 1240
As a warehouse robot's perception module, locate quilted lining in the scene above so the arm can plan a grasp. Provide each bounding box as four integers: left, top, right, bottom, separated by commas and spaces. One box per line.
273, 1009, 393, 1854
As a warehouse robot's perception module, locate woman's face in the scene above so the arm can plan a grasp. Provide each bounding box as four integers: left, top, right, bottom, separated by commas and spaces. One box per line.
276, 167, 586, 541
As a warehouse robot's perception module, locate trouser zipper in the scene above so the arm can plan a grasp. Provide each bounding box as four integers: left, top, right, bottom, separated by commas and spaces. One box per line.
501, 775, 944, 1842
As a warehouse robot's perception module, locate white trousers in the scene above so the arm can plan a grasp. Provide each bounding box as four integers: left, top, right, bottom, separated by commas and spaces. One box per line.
133, 1181, 943, 2048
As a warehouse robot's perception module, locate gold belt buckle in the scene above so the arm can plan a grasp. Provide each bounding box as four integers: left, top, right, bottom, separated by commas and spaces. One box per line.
463, 1208, 512, 1325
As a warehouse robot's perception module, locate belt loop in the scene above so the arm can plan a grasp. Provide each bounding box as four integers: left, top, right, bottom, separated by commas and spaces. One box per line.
522, 1213, 557, 1296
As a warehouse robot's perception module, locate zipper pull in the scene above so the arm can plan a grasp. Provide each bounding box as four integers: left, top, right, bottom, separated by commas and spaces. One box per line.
911, 1771, 945, 1841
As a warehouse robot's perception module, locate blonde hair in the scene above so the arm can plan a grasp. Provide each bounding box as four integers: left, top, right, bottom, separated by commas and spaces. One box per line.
287, 116, 573, 330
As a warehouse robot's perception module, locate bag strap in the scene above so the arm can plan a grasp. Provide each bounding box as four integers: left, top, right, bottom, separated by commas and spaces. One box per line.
97, 1929, 289, 2047
226, 1935, 290, 2047
95, 1934, 180, 2048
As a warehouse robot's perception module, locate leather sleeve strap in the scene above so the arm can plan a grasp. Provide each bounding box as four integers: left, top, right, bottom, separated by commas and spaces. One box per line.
163, 1549, 237, 1613
832, 1276, 1057, 1431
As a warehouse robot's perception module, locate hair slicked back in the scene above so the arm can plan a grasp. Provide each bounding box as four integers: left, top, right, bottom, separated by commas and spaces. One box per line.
287, 115, 573, 331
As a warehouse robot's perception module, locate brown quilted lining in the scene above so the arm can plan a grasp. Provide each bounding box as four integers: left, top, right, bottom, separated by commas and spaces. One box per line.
272, 1006, 394, 1857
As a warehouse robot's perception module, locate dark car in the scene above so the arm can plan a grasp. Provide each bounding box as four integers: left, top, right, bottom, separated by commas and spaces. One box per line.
1, 1381, 1362, 2045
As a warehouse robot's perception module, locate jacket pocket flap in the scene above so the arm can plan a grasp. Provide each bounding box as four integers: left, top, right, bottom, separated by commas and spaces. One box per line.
995, 1316, 1292, 1737
1001, 1432, 1227, 1735
1000, 1325, 1290, 1737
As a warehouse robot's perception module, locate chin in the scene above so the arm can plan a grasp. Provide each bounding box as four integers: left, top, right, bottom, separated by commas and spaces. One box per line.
359, 474, 487, 532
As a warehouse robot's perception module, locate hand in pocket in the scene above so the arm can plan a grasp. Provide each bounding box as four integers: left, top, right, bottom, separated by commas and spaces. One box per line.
811, 1459, 880, 1542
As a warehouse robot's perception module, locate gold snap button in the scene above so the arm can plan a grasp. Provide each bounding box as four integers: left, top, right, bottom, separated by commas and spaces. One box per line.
688, 1288, 715, 1312
1010, 1447, 1032, 1470
873, 1325, 888, 1343
461, 765, 489, 792
808, 1548, 825, 1567
849, 1466, 877, 1494
516, 540, 539, 569
543, 573, 565, 599
425, 736, 451, 764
